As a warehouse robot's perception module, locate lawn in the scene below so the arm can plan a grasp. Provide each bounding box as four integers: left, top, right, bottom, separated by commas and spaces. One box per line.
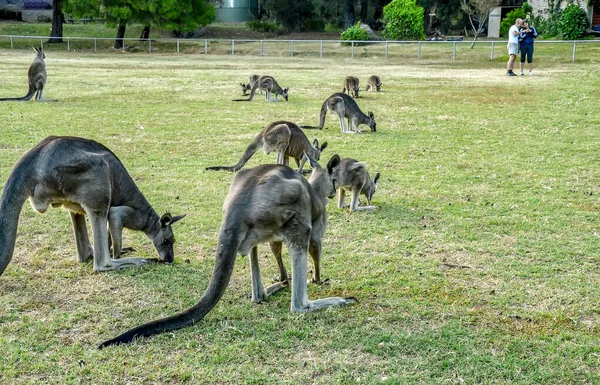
0, 48, 599, 384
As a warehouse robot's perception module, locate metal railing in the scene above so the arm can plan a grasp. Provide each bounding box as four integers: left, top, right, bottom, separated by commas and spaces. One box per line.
1, 35, 598, 62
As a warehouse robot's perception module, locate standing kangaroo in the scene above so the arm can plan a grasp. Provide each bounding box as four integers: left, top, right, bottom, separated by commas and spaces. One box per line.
301, 93, 376, 134
233, 75, 289, 102
365, 75, 382, 92
205, 120, 327, 173
342, 76, 360, 99
240, 74, 260, 95
0, 136, 185, 276
333, 158, 380, 212
98, 154, 356, 348
0, 47, 49, 102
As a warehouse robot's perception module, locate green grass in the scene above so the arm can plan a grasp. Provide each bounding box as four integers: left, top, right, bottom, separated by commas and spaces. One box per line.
0, 49, 599, 384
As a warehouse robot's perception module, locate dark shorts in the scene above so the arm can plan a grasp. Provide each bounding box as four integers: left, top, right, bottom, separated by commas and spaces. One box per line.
520, 44, 534, 63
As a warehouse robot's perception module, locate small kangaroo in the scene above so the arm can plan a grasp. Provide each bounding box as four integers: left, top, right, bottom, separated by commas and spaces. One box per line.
233, 75, 289, 102
98, 154, 356, 348
0, 136, 185, 276
205, 120, 327, 173
365, 75, 382, 92
301, 93, 376, 134
342, 76, 360, 99
333, 158, 381, 212
0, 47, 50, 102
240, 74, 260, 95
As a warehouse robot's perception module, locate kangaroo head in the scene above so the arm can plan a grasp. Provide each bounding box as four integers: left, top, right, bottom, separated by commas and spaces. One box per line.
376, 82, 382, 91
368, 111, 376, 132
311, 139, 328, 160
282, 88, 289, 101
363, 172, 381, 205
33, 47, 45, 59
151, 213, 186, 263
307, 153, 340, 199
353, 86, 360, 99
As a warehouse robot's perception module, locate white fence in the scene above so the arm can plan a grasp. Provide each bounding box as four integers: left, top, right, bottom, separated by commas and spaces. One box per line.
1, 35, 599, 62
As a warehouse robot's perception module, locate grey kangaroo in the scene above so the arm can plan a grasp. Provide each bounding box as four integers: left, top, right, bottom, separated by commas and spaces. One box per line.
98, 154, 356, 348
0, 47, 50, 102
342, 76, 360, 99
333, 158, 380, 212
365, 75, 382, 92
240, 74, 260, 95
233, 75, 289, 102
301, 93, 376, 134
0, 136, 185, 276
205, 120, 327, 173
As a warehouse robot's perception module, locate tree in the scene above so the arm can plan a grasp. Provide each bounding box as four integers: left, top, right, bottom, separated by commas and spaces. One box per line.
48, 0, 64, 43
381, 0, 425, 40
263, 0, 314, 31
461, 0, 501, 48
344, 0, 356, 29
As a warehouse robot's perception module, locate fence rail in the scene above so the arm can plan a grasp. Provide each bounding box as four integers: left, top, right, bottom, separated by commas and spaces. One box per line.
1, 35, 599, 62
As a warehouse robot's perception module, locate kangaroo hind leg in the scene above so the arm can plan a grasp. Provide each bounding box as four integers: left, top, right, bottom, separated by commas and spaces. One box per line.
70, 212, 93, 262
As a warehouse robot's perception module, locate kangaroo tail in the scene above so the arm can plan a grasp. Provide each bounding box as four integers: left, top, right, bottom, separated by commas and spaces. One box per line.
98, 216, 244, 348
0, 84, 35, 101
0, 157, 34, 276
205, 137, 261, 172
300, 99, 327, 130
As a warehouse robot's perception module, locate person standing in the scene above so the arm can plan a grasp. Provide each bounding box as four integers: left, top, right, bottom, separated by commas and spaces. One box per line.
506, 18, 523, 76
519, 20, 538, 76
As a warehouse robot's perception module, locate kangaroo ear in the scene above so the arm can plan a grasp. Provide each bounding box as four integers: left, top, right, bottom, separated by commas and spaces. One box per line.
326, 154, 341, 174
312, 138, 319, 148
320, 141, 328, 151
169, 214, 187, 225
369, 111, 374, 118
305, 151, 319, 169
160, 213, 173, 227
373, 172, 381, 184
33, 47, 38, 53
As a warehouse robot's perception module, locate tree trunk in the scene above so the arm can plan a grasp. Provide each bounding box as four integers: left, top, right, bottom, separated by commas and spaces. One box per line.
344, 0, 355, 29
47, 0, 63, 43
360, 0, 368, 22
114, 20, 127, 49
373, 0, 384, 29
140, 25, 151, 40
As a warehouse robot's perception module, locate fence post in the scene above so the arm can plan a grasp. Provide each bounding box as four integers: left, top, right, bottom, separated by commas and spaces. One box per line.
418, 41, 421, 60
320, 41, 323, 58
351, 41, 354, 58
67, 37, 70, 51
385, 41, 389, 59
148, 39, 151, 53
490, 41, 495, 60
260, 40, 264, 56
290, 40, 294, 57
40, 38, 43, 50
572, 41, 577, 62
453, 41, 456, 61
10, 35, 13, 49
232, 40, 235, 55
204, 39, 208, 54
122, 38, 125, 52
177, 39, 180, 54
94, 38, 97, 52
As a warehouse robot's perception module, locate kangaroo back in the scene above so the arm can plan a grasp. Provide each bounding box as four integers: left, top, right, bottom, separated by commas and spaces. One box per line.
206, 135, 262, 172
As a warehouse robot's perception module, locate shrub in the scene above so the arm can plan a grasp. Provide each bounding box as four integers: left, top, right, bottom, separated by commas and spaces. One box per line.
499, 8, 526, 37
341, 22, 370, 41
558, 4, 589, 40
247, 20, 283, 33
381, 0, 425, 41
304, 18, 325, 32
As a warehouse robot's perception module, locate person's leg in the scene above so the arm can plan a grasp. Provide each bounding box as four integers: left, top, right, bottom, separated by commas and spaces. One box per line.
528, 46, 534, 74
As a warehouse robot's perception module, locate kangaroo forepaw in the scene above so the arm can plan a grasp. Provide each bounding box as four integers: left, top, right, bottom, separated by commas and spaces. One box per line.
120, 247, 136, 255
310, 277, 330, 286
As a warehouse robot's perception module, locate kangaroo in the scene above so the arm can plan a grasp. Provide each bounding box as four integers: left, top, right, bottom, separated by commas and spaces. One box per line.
333, 158, 380, 212
0, 47, 50, 102
240, 74, 260, 95
342, 76, 360, 99
205, 121, 327, 174
0, 136, 186, 276
233, 75, 289, 102
365, 75, 382, 92
301, 93, 376, 134
98, 154, 356, 348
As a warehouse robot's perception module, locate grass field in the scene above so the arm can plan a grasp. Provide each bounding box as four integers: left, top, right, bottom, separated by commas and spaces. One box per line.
0, 49, 599, 384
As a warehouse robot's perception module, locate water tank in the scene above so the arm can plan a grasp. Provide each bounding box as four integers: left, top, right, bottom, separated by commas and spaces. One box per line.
216, 0, 259, 23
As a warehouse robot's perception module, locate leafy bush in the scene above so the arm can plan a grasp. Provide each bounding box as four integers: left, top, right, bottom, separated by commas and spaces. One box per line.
558, 4, 589, 40
381, 0, 425, 41
303, 18, 325, 32
533, 13, 561, 37
341, 22, 370, 41
247, 20, 283, 34
499, 8, 526, 37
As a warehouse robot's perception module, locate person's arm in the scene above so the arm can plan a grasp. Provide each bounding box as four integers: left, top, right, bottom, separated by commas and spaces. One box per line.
531, 26, 538, 38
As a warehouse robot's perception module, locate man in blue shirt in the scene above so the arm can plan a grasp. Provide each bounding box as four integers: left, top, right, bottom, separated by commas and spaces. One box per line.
519, 20, 538, 76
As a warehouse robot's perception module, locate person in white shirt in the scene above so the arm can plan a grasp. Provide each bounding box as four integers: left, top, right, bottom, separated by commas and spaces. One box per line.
506, 18, 523, 76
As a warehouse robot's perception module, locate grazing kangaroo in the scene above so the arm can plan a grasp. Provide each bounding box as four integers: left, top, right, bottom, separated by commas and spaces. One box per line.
0, 136, 186, 276
333, 158, 381, 212
301, 93, 376, 134
205, 121, 327, 173
365, 75, 382, 92
0, 47, 50, 102
233, 75, 289, 102
342, 76, 360, 99
98, 154, 356, 348
240, 74, 260, 95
